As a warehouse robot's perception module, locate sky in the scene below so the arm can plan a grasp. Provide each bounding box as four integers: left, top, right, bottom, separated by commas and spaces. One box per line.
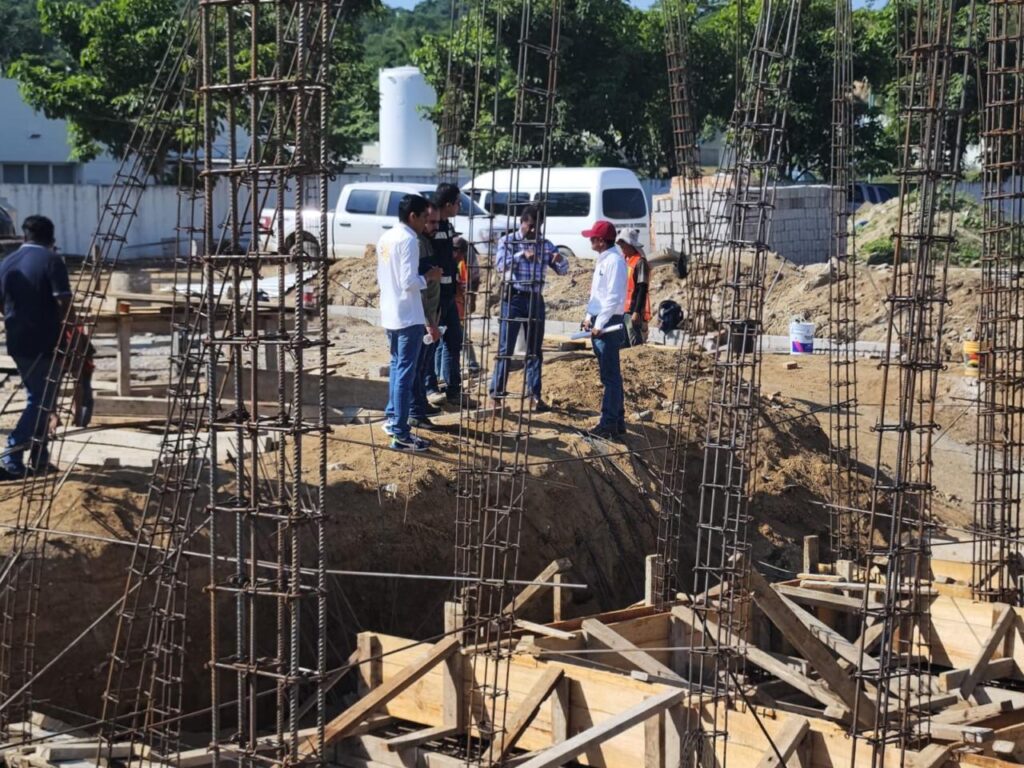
384, 0, 883, 13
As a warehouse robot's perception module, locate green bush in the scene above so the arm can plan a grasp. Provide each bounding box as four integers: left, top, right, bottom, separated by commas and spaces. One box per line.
862, 238, 895, 265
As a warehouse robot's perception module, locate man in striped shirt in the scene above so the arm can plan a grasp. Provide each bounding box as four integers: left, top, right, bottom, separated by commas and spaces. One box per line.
489, 204, 568, 412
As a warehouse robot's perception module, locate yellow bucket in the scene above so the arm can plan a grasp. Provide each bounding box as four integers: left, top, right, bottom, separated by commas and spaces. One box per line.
963, 340, 981, 377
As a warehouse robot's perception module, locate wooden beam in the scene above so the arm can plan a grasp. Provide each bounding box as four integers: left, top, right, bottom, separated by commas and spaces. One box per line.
747, 567, 878, 730
774, 585, 862, 613
516, 689, 686, 768
644, 554, 657, 606
939, 657, 1016, 694
384, 725, 458, 752
803, 536, 819, 575
514, 619, 575, 641
302, 635, 460, 756
932, 699, 1018, 725
960, 608, 1017, 700
671, 605, 847, 713
494, 668, 564, 761
908, 743, 951, 768
581, 619, 683, 682
753, 716, 809, 768
503, 559, 573, 616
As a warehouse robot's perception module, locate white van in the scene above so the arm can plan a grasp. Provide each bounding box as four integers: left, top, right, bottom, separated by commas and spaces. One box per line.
464, 168, 650, 260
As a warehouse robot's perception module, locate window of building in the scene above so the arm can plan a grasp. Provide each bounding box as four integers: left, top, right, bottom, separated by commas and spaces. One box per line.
51, 164, 76, 184
27, 165, 49, 184
3, 165, 25, 184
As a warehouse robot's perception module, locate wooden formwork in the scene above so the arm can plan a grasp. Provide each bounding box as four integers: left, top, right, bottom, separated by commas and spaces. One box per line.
321, 573, 1024, 768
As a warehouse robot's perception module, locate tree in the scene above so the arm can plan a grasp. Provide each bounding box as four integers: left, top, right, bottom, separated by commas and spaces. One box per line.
0, 0, 54, 69
8, 0, 379, 170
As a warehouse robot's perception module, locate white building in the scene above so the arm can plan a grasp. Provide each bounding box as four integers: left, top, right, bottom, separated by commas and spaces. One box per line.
0, 78, 120, 185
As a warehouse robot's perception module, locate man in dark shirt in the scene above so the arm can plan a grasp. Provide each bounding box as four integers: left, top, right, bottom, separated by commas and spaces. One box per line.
428, 183, 463, 406
0, 216, 73, 477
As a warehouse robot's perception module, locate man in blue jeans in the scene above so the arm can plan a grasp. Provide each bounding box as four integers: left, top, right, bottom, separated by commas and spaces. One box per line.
489, 205, 568, 412
0, 215, 73, 477
377, 195, 442, 452
580, 220, 627, 440
426, 183, 464, 406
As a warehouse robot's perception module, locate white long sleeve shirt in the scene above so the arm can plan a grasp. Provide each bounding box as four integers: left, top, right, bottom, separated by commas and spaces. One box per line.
586, 246, 628, 332
377, 223, 427, 330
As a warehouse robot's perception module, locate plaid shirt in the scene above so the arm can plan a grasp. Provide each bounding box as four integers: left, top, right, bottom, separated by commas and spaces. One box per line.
495, 230, 568, 293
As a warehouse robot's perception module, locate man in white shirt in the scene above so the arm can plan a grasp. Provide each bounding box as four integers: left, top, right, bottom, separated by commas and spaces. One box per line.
581, 220, 628, 440
378, 194, 442, 451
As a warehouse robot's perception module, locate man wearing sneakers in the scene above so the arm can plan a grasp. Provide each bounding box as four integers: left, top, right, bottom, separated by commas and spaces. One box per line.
581, 220, 627, 440
378, 195, 442, 452
489, 205, 567, 412
408, 203, 443, 431
427, 183, 463, 406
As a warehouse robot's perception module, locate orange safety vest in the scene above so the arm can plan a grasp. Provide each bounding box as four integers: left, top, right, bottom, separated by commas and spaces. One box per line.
625, 253, 651, 322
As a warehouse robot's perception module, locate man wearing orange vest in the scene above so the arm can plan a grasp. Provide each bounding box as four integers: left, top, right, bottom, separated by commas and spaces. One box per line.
617, 228, 651, 346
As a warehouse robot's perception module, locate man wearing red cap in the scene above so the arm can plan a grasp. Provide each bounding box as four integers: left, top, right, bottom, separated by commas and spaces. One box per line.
581, 220, 627, 439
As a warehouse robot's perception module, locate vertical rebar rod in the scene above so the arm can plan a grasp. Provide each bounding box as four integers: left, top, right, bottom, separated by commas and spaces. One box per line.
827, 0, 863, 561
973, 0, 1024, 605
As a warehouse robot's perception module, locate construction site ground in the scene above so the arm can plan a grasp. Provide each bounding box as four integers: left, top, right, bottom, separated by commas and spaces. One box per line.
0, 305, 979, 718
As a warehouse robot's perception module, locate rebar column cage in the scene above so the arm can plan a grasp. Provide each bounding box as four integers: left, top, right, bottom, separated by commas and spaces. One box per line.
851, 0, 976, 761
973, 0, 1024, 605
195, 0, 335, 761
651, 0, 714, 610
685, 0, 801, 763
454, 0, 562, 763
827, 0, 863, 562
0, 6, 203, 734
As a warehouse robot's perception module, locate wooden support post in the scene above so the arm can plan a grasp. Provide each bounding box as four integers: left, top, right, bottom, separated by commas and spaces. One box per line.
803, 536, 819, 576
517, 689, 686, 768
753, 716, 808, 768
302, 635, 460, 756
550, 675, 570, 745
960, 608, 1017, 700
116, 308, 132, 396
644, 554, 657, 606
746, 566, 878, 730
644, 710, 664, 768
581, 619, 683, 682
663, 705, 686, 768
442, 602, 464, 730
503, 558, 573, 617
494, 668, 563, 760
552, 572, 564, 622
356, 633, 382, 695
909, 744, 952, 768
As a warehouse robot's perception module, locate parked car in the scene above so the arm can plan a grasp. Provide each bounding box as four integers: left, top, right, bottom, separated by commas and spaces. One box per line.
259, 182, 499, 259
851, 183, 895, 207
465, 167, 650, 260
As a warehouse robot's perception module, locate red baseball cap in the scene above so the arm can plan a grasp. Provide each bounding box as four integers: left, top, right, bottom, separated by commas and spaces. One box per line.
582, 220, 617, 241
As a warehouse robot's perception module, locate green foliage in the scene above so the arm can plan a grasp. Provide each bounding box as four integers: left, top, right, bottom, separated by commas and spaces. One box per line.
0, 0, 55, 67
862, 237, 895, 265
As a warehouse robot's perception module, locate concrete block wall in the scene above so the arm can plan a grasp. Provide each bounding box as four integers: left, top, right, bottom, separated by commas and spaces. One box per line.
652, 179, 832, 265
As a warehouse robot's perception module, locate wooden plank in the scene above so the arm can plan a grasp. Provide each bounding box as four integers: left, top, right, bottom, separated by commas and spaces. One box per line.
747, 567, 877, 729
671, 605, 847, 713
442, 603, 464, 730
932, 699, 1018, 725
581, 619, 683, 682
302, 635, 460, 756
644, 711, 663, 768
644, 554, 657, 606
503, 559, 573, 617
495, 668, 564, 760
939, 657, 1016, 693
515, 619, 576, 641
384, 725, 458, 752
752, 716, 808, 768
803, 536, 819, 576
552, 573, 564, 622
516, 689, 686, 768
960, 608, 1017, 699
550, 675, 569, 744
909, 743, 952, 768
774, 585, 862, 613
116, 312, 132, 396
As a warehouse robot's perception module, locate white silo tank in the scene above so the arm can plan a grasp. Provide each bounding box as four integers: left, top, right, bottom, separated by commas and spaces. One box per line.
379, 66, 438, 170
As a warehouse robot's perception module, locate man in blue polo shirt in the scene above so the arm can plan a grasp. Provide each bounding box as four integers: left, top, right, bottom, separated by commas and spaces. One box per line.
0, 216, 73, 477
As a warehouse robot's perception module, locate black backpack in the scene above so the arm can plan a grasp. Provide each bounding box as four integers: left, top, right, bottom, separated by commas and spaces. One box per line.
675, 251, 689, 279
657, 300, 684, 332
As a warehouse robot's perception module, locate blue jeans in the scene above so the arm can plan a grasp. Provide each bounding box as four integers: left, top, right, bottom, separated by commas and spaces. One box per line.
410, 339, 433, 420
592, 316, 625, 430
433, 301, 463, 398
490, 290, 545, 400
7, 354, 56, 472
384, 326, 424, 440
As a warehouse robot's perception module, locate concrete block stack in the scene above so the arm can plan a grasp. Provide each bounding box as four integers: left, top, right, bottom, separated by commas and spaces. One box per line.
651, 179, 832, 265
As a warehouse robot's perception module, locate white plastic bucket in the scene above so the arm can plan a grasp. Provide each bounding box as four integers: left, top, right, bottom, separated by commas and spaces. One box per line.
789, 320, 815, 355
